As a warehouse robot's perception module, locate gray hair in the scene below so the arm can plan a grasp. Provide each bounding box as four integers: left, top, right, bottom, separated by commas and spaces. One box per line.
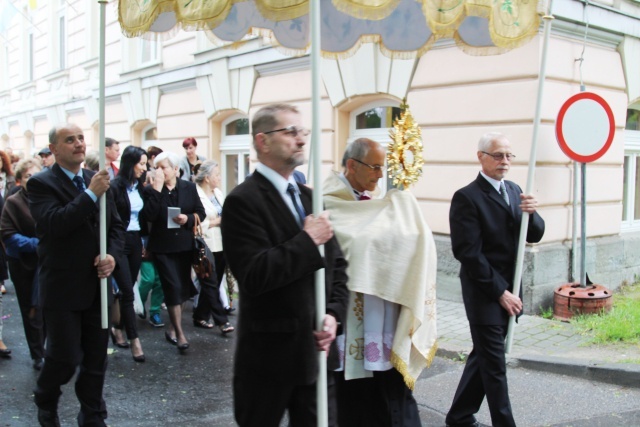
342, 138, 377, 168
194, 159, 219, 184
48, 123, 80, 145
251, 103, 300, 144
478, 132, 507, 152
15, 158, 41, 181
154, 151, 180, 169
84, 151, 100, 171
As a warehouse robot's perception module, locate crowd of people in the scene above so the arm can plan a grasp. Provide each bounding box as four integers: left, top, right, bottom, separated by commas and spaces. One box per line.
0, 129, 237, 426
0, 104, 544, 427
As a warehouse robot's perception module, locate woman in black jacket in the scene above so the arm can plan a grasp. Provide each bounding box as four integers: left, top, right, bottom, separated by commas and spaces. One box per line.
142, 151, 205, 353
110, 146, 148, 362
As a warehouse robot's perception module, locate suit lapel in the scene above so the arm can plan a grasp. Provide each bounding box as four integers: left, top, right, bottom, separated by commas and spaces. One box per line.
476, 174, 513, 216
51, 164, 81, 201
253, 172, 301, 234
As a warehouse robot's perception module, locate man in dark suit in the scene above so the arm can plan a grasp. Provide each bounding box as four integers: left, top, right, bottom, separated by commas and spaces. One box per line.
445, 132, 545, 427
29, 124, 125, 427
221, 104, 349, 427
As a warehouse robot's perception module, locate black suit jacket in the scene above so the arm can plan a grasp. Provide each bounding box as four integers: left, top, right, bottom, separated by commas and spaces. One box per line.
28, 164, 125, 311
141, 179, 205, 254
221, 171, 349, 385
449, 173, 545, 325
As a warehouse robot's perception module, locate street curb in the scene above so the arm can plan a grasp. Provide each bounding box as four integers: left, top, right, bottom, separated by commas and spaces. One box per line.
437, 346, 640, 389
509, 355, 640, 389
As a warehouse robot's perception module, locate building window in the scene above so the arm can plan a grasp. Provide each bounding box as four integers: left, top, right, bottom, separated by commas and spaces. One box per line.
141, 125, 158, 149
58, 14, 66, 69
140, 38, 159, 65
628, 109, 640, 131
622, 109, 640, 231
27, 32, 34, 81
220, 116, 251, 194
0, 46, 8, 91
355, 106, 401, 130
350, 102, 402, 193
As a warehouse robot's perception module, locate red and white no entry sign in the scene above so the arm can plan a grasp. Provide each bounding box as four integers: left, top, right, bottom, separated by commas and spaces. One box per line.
555, 92, 615, 163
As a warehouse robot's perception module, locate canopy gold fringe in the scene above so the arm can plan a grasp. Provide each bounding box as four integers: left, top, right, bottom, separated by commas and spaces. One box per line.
119, 0, 542, 57
332, 0, 403, 21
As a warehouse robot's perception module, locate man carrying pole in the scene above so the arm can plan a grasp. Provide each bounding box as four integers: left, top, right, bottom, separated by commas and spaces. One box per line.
221, 104, 348, 427
445, 132, 544, 427
29, 124, 125, 427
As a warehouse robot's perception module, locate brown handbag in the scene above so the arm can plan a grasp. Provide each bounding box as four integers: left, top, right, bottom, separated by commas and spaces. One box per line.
192, 215, 215, 279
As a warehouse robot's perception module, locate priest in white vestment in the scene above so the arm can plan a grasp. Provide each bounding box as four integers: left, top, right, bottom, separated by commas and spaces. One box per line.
323, 138, 438, 427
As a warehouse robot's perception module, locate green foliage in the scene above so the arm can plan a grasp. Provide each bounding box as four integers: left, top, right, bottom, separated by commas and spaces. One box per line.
570, 283, 640, 344
539, 306, 554, 320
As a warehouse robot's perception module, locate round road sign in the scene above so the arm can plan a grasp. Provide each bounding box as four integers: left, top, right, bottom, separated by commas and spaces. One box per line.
555, 92, 615, 163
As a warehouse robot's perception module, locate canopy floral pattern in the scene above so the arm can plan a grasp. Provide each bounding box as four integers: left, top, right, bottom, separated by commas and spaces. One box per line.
118, 0, 542, 58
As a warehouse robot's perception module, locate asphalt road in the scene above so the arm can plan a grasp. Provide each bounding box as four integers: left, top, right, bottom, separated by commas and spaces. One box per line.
2, 284, 640, 426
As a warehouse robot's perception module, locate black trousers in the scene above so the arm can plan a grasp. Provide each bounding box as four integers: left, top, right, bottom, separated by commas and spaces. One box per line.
34, 293, 109, 426
193, 251, 228, 326
7, 258, 45, 361
334, 368, 421, 427
111, 230, 142, 340
446, 324, 515, 427
234, 374, 337, 427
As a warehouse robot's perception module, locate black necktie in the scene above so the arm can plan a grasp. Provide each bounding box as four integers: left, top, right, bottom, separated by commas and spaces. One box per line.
287, 183, 306, 227
499, 181, 510, 206
73, 176, 85, 192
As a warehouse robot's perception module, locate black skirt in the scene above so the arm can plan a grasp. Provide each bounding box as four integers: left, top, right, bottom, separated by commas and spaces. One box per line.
153, 251, 197, 306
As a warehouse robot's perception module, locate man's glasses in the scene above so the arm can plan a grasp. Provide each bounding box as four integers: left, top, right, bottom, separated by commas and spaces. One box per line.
350, 158, 384, 172
263, 126, 310, 139
481, 151, 516, 161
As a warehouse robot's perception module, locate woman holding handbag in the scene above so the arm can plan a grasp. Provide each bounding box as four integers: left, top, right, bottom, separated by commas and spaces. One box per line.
109, 146, 148, 362
142, 152, 205, 353
192, 161, 234, 334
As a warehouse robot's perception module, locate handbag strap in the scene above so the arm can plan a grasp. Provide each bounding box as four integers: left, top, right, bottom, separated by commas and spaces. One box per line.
192, 214, 204, 237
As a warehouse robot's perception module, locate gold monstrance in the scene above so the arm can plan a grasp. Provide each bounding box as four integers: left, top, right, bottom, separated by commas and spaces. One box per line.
387, 99, 424, 190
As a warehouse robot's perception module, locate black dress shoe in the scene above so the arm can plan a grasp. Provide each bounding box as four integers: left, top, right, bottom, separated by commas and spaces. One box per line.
37, 408, 61, 427
164, 331, 177, 345
110, 328, 130, 349
33, 358, 44, 370
0, 348, 11, 358
177, 342, 189, 354
132, 354, 146, 363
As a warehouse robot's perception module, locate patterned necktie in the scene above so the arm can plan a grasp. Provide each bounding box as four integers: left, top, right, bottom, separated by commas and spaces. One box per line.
72, 176, 85, 192
499, 181, 510, 206
286, 183, 306, 227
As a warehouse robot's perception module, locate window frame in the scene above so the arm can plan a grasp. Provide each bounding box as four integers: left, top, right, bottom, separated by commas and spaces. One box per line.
622, 129, 640, 231
220, 114, 251, 194
349, 101, 401, 194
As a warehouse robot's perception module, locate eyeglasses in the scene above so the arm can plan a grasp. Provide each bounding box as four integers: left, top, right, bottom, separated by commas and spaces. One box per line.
350, 158, 384, 172
481, 151, 516, 161
263, 126, 310, 139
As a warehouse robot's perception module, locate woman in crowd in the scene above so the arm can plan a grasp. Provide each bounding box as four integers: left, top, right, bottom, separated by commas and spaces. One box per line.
178, 137, 206, 182
138, 145, 165, 328
110, 146, 148, 362
142, 152, 205, 353
0, 159, 45, 369
192, 160, 234, 335
0, 150, 15, 295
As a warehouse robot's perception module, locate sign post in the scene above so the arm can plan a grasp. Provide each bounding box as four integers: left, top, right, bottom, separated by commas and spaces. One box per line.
555, 92, 615, 287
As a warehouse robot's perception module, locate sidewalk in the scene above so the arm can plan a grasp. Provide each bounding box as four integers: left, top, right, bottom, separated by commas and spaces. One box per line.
436, 299, 640, 388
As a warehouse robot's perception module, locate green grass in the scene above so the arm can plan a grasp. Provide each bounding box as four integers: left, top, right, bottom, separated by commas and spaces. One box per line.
569, 282, 640, 344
